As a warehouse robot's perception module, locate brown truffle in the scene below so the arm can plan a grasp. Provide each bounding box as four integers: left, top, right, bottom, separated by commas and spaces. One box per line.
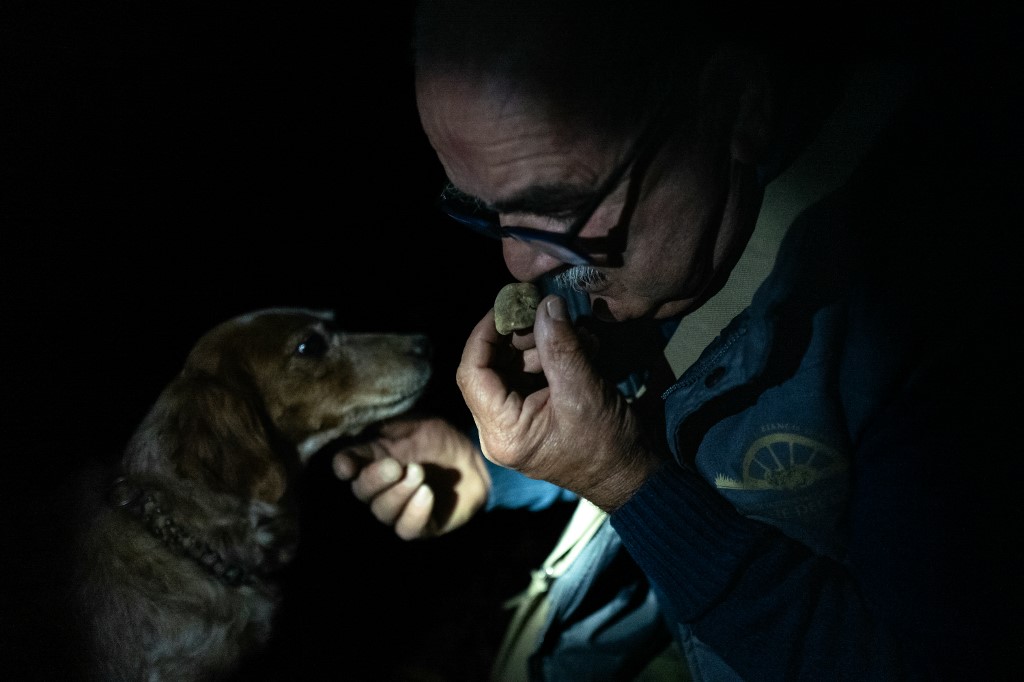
494, 282, 541, 335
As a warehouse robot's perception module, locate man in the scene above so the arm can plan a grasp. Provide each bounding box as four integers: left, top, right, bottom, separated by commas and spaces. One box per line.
334, 1, 1022, 679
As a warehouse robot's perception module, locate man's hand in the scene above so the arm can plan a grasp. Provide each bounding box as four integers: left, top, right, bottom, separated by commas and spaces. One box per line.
333, 416, 490, 540
457, 294, 661, 511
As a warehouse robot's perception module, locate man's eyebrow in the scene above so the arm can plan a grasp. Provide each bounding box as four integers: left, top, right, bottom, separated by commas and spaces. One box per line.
490, 183, 594, 215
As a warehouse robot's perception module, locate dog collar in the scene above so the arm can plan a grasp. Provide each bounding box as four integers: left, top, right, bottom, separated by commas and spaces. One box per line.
106, 476, 259, 588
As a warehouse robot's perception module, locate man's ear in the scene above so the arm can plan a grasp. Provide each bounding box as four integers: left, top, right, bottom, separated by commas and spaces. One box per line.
699, 43, 773, 165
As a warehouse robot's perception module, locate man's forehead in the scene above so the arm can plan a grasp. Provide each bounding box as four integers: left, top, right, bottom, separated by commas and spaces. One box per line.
418, 71, 627, 202
416, 70, 546, 142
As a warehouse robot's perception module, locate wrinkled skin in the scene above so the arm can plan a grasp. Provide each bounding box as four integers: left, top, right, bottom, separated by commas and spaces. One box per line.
459, 297, 660, 509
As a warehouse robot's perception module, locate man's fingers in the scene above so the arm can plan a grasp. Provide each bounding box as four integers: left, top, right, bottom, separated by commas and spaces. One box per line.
332, 451, 359, 480
395, 484, 436, 540
366, 461, 426, 523
332, 416, 427, 484
535, 295, 597, 393
348, 458, 402, 502
333, 438, 393, 479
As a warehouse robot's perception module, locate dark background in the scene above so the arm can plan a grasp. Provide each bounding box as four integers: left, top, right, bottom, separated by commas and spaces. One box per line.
2, 2, 572, 679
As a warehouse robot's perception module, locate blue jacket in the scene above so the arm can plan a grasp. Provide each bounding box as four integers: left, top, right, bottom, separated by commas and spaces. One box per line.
487, 48, 1021, 681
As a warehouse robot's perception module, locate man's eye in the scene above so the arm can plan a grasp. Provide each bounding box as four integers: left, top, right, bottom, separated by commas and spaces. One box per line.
294, 332, 328, 358
534, 197, 595, 224
513, 210, 579, 232
549, 208, 582, 222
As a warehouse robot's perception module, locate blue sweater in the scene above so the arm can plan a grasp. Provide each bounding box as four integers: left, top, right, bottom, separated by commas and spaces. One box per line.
611, 97, 1022, 679
489, 47, 1022, 681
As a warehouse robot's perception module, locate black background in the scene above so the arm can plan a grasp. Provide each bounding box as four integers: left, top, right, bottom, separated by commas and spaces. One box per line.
2, 2, 571, 679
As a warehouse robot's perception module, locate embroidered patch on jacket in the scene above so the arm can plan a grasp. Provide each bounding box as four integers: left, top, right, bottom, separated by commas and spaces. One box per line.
708, 429, 850, 554
714, 433, 846, 491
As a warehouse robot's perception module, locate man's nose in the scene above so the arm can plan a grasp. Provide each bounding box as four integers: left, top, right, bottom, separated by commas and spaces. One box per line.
502, 238, 565, 283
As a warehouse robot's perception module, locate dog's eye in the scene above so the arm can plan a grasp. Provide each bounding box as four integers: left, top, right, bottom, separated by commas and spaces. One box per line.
294, 332, 328, 358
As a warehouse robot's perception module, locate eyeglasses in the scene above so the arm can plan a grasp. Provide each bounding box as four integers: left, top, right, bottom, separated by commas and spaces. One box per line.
436, 109, 672, 267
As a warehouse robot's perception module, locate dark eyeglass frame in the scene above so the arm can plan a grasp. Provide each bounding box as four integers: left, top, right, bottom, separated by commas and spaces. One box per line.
436, 104, 676, 267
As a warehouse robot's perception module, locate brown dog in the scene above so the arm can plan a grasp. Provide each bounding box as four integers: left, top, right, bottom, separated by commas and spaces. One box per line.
71, 308, 432, 681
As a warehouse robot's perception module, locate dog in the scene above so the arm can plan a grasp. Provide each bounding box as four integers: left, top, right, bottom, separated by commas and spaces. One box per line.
70, 307, 432, 681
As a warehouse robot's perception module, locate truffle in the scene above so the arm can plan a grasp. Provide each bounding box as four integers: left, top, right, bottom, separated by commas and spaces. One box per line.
494, 282, 541, 335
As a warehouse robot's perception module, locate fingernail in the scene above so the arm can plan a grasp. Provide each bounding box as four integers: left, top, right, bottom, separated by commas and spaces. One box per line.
411, 484, 433, 508
332, 454, 353, 480
378, 458, 402, 483
404, 462, 424, 487
546, 296, 568, 321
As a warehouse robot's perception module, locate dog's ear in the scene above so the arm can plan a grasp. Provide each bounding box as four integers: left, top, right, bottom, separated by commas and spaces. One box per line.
155, 371, 291, 504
